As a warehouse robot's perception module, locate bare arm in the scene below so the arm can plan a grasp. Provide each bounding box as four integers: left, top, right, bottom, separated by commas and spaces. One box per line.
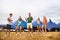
25, 17, 28, 22
31, 17, 33, 20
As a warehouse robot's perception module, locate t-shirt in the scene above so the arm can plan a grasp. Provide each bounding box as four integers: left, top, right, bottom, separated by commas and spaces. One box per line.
18, 18, 22, 25
18, 21, 22, 26
37, 20, 40, 24
43, 19, 47, 25
7, 17, 13, 25
37, 20, 42, 25
27, 17, 33, 23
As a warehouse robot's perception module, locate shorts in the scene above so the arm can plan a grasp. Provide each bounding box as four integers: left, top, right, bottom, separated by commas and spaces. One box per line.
18, 23, 22, 27
37, 24, 42, 27
42, 24, 47, 29
27, 23, 32, 28
7, 24, 11, 29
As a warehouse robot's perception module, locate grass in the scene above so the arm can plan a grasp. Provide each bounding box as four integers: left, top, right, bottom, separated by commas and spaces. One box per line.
0, 32, 60, 40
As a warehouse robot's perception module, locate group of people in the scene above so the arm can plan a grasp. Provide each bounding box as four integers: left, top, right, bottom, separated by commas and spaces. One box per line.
6, 12, 48, 36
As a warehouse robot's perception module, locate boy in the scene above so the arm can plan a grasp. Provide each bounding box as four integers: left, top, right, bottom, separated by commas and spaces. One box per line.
25, 13, 33, 36
6, 13, 13, 36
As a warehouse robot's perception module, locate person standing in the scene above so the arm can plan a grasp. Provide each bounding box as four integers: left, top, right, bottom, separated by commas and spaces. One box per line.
37, 17, 42, 34
42, 16, 48, 32
25, 12, 33, 36
5, 13, 13, 36
15, 16, 22, 36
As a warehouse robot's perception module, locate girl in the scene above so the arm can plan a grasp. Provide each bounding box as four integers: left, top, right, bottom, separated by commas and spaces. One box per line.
37, 17, 42, 34
15, 16, 22, 36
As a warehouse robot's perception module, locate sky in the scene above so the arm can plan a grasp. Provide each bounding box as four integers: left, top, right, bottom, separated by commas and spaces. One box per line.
0, 0, 60, 24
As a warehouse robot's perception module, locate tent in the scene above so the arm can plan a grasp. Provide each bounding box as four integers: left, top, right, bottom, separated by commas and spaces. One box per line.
32, 20, 37, 27
57, 23, 60, 28
47, 19, 59, 30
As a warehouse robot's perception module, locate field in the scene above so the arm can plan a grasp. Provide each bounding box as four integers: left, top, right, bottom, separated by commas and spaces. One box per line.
0, 32, 60, 40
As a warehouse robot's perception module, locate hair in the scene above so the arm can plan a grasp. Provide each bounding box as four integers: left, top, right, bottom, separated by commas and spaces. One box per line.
43, 16, 46, 19
9, 13, 13, 15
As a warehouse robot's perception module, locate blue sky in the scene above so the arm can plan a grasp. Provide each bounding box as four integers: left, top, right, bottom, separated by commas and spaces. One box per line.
0, 0, 60, 24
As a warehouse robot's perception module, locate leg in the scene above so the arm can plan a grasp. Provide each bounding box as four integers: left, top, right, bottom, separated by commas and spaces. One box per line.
45, 25, 47, 32
15, 26, 18, 34
38, 27, 40, 34
37, 25, 39, 34
5, 29, 8, 37
27, 23, 30, 33
8, 25, 11, 35
30, 23, 33, 33
40, 27, 42, 34
28, 28, 30, 33
30, 23, 33, 36
8, 29, 10, 34
39, 27, 41, 32
20, 26, 22, 34
6, 29, 8, 35
6, 24, 8, 35
42, 25, 44, 32
31, 28, 33, 33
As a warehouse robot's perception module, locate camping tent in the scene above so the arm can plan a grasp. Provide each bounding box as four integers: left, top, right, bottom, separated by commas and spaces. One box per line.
47, 19, 59, 30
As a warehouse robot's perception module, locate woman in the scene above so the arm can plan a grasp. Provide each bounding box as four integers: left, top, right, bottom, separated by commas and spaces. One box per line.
15, 16, 22, 36
42, 16, 48, 32
37, 17, 42, 34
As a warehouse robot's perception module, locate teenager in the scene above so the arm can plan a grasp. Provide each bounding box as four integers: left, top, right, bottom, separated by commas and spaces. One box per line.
42, 16, 48, 32
37, 17, 42, 34
25, 13, 33, 36
15, 16, 22, 36
5, 13, 13, 36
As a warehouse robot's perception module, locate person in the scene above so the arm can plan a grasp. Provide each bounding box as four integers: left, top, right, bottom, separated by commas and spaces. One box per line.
42, 16, 48, 32
25, 12, 33, 36
15, 16, 22, 36
5, 13, 13, 36
37, 17, 42, 34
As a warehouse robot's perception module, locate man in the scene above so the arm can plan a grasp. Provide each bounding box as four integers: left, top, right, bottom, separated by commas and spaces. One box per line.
5, 13, 13, 36
25, 12, 33, 36
42, 16, 48, 32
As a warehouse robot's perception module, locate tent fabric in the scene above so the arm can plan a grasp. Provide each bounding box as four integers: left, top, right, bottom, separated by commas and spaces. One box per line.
46, 19, 59, 30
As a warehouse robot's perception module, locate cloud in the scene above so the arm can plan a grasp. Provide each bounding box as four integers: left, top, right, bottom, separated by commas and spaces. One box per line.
0, 0, 60, 24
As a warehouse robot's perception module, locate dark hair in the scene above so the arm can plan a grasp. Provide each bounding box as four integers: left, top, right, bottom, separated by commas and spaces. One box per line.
9, 13, 13, 15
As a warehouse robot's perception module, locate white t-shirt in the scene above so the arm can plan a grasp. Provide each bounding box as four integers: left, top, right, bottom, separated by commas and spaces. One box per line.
37, 20, 40, 24
8, 17, 13, 25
